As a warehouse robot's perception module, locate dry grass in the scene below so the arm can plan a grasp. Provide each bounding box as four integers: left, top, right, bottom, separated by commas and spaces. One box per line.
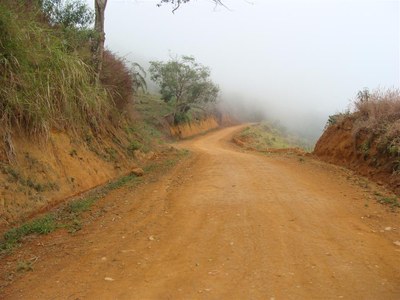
351, 89, 400, 156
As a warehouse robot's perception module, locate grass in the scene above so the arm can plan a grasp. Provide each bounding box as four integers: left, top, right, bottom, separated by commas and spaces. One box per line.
0, 164, 59, 192
135, 93, 175, 123
0, 174, 138, 253
0, 1, 111, 136
377, 196, 400, 209
0, 2, 139, 138
236, 122, 311, 151
1, 214, 57, 253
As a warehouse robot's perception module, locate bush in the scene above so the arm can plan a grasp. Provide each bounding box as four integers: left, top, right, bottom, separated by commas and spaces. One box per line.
100, 50, 134, 111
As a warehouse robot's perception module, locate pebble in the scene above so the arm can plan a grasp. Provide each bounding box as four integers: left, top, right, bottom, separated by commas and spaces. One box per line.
394, 241, 400, 247
149, 235, 155, 241
104, 277, 114, 281
384, 227, 392, 231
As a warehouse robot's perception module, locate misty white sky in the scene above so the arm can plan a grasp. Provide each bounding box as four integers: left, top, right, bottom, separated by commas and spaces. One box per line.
86, 0, 399, 139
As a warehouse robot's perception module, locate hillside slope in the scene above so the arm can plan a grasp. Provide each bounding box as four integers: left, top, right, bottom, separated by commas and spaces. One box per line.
0, 2, 228, 232
0, 93, 227, 233
314, 90, 400, 195
232, 122, 312, 153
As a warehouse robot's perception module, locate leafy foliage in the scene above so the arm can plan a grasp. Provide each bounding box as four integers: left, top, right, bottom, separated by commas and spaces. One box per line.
149, 55, 219, 123
40, 0, 94, 28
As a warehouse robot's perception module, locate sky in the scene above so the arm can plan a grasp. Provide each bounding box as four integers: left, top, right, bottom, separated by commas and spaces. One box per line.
86, 0, 399, 141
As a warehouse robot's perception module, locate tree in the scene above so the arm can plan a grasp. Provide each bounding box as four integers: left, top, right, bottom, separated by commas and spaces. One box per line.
93, 0, 224, 81
149, 55, 219, 123
41, 0, 94, 28
93, 0, 107, 82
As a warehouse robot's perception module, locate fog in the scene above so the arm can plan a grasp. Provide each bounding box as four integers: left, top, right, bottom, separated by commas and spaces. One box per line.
86, 0, 399, 142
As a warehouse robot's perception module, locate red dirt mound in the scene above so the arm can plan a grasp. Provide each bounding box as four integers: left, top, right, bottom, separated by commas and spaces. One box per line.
314, 117, 400, 195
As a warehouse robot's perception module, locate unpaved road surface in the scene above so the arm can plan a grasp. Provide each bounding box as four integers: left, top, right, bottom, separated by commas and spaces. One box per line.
2, 125, 400, 299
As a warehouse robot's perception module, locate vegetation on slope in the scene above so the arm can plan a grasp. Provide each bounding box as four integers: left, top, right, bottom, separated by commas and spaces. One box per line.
315, 88, 400, 194
234, 122, 312, 152
0, 1, 109, 135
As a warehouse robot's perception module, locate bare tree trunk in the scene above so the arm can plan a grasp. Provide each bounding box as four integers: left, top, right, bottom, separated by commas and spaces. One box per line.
94, 0, 107, 83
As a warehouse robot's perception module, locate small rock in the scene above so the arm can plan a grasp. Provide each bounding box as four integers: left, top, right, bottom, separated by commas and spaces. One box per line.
394, 241, 400, 247
384, 227, 392, 231
131, 167, 144, 177
104, 277, 114, 281
101, 257, 107, 261
148, 235, 155, 241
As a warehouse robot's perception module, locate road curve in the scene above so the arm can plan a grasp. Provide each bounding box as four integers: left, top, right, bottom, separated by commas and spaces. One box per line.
3, 125, 400, 299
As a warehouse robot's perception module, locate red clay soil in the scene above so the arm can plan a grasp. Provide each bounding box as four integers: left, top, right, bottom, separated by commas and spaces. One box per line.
314, 118, 400, 195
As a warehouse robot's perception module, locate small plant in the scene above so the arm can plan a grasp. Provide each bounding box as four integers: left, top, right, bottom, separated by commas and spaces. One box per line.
69, 149, 78, 157
104, 147, 118, 161
68, 196, 97, 214
324, 112, 349, 129
67, 218, 82, 233
127, 141, 142, 152
16, 260, 34, 273
1, 214, 57, 253
359, 141, 370, 158
393, 159, 400, 175
377, 196, 400, 208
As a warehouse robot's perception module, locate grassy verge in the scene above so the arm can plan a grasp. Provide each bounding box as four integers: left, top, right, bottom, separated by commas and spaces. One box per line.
0, 173, 138, 254
0, 148, 189, 255
374, 192, 400, 210
235, 122, 312, 151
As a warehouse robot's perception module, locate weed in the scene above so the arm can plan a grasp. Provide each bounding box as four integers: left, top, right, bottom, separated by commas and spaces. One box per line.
393, 159, 400, 175
106, 174, 139, 190
359, 141, 370, 158
69, 149, 78, 157
67, 218, 82, 233
16, 260, 33, 273
104, 147, 117, 162
127, 141, 142, 152
68, 196, 97, 214
1, 164, 58, 192
377, 196, 400, 208
1, 214, 57, 253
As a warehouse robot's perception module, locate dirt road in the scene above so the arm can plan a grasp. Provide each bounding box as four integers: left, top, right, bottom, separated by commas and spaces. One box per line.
2, 125, 400, 299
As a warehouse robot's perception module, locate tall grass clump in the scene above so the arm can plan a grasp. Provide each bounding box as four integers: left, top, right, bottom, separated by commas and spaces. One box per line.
0, 1, 110, 136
